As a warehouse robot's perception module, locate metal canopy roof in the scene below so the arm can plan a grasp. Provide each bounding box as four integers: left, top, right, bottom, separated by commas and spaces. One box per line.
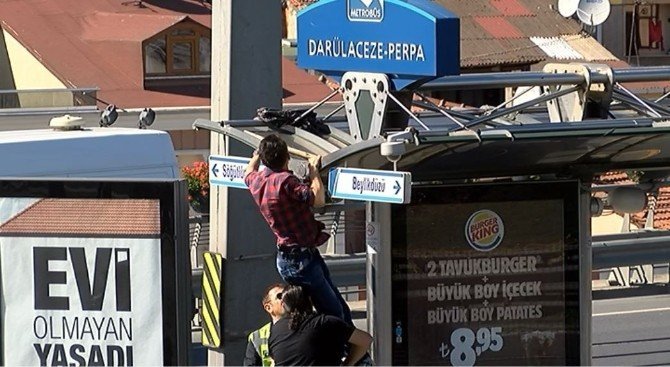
194, 117, 670, 182
194, 65, 670, 183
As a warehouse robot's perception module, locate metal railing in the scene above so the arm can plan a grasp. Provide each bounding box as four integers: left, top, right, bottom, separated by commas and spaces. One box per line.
0, 87, 99, 110
189, 218, 670, 296
191, 253, 365, 298
592, 232, 670, 269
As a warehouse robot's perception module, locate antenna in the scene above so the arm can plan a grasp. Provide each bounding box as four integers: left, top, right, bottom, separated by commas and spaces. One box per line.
576, 0, 611, 26
557, 0, 579, 17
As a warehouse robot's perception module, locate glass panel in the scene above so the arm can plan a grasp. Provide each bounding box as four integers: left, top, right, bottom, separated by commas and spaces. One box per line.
172, 42, 193, 70
144, 37, 167, 74
199, 36, 211, 73
172, 28, 195, 36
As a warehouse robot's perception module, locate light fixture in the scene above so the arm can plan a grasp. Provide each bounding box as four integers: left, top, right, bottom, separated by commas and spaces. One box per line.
99, 104, 118, 127
138, 108, 155, 129
590, 197, 604, 217
608, 187, 647, 213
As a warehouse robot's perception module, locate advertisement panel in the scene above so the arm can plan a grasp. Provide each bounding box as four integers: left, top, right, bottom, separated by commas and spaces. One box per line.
391, 182, 580, 365
0, 180, 190, 366
0, 198, 162, 366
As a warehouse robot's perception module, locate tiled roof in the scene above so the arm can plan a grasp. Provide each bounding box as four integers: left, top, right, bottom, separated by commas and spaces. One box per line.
530, 37, 584, 60
436, 0, 615, 68
80, 13, 190, 42
474, 16, 523, 38
593, 171, 670, 230
629, 187, 670, 229
594, 171, 635, 185
0, 199, 160, 236
489, 0, 532, 16
0, 0, 335, 108
460, 38, 546, 68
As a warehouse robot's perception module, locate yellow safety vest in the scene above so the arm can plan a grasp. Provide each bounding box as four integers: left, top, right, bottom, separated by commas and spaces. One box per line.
249, 322, 273, 367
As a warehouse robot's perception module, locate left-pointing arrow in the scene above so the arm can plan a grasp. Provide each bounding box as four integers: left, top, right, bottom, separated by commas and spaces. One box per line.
211, 163, 219, 177
393, 180, 401, 195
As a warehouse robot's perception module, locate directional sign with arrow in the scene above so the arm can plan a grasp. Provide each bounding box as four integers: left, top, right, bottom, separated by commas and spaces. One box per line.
208, 155, 251, 189
328, 167, 411, 204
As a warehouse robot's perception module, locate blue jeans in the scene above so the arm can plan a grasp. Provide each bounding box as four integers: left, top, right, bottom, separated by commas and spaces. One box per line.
276, 247, 353, 325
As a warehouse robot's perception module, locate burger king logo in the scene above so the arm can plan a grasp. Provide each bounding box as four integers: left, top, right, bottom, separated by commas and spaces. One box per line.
465, 210, 504, 252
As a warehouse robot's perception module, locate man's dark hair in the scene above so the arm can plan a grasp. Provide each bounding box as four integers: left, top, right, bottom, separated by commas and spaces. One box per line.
261, 282, 285, 307
258, 134, 289, 170
281, 285, 314, 330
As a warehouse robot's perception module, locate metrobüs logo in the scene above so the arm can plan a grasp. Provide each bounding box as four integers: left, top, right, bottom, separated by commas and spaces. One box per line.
465, 210, 504, 252
347, 0, 384, 22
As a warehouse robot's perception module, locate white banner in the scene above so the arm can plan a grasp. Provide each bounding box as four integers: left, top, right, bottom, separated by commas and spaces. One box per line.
1, 236, 163, 366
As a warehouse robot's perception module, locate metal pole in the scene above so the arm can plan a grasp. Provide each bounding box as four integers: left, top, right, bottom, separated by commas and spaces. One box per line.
387, 92, 431, 131
579, 183, 593, 365
294, 88, 341, 123
367, 202, 392, 365
615, 83, 663, 118
420, 67, 670, 91
456, 85, 581, 131
655, 90, 670, 103
612, 89, 670, 116
484, 85, 536, 116
413, 93, 476, 130
209, 0, 282, 364
323, 103, 346, 121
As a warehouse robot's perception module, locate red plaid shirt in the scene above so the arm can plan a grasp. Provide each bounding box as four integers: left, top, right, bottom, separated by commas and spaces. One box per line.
244, 168, 330, 248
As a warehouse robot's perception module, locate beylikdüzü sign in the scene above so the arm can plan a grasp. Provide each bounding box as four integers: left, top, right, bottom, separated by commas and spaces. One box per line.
297, 0, 460, 79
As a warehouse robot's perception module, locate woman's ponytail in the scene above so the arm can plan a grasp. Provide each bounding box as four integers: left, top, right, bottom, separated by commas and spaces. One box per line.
280, 285, 315, 330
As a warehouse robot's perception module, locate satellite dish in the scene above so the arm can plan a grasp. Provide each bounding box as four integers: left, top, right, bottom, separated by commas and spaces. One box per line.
557, 0, 579, 17
576, 0, 611, 26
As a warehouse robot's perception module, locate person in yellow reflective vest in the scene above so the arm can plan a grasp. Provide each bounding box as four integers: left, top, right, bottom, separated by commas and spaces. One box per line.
243, 283, 285, 366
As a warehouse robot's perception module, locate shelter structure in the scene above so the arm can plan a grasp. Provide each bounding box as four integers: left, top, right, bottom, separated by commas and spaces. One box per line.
198, 0, 670, 364
196, 60, 670, 364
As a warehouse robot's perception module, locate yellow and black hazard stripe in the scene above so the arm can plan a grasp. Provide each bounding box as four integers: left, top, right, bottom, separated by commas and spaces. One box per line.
201, 251, 223, 348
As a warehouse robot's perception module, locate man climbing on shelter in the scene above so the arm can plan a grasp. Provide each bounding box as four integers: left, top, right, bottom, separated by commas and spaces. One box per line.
243, 283, 285, 366
244, 134, 352, 325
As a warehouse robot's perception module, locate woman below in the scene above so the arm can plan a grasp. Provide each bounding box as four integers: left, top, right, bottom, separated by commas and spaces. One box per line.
269, 285, 373, 366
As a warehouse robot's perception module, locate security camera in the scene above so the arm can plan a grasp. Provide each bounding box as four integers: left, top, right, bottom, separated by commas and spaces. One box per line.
380, 141, 405, 162
380, 127, 420, 164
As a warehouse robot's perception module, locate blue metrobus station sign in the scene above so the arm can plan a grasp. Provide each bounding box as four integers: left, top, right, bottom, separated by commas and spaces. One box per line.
297, 0, 460, 81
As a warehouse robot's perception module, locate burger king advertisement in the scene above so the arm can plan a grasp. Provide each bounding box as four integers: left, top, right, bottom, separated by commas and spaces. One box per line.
391, 182, 580, 366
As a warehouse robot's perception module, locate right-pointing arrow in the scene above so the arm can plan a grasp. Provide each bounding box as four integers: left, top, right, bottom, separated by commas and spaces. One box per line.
393, 180, 401, 195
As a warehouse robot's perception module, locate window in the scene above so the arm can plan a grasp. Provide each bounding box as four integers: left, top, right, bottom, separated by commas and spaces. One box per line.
171, 41, 194, 70
145, 37, 167, 73
625, 3, 662, 55
143, 23, 211, 77
199, 36, 211, 73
